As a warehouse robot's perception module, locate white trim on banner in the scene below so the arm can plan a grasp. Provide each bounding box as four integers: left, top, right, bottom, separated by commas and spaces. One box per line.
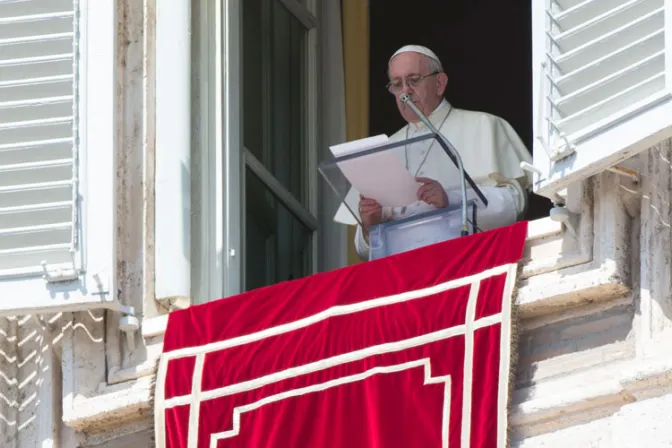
154, 262, 518, 448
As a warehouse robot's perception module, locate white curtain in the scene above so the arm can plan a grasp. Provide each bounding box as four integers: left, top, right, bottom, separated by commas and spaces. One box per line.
318, 0, 348, 271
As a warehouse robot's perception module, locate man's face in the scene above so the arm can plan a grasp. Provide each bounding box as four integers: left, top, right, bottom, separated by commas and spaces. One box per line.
388, 52, 447, 123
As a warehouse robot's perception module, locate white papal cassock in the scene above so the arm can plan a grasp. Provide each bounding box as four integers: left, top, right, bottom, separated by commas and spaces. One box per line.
350, 99, 533, 260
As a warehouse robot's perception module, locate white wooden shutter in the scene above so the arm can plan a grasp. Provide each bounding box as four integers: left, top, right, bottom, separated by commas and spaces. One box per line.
0, 1, 124, 316
532, 0, 672, 199
0, 0, 78, 276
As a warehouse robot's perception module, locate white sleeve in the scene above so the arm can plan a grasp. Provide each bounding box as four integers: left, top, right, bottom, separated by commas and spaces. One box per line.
446, 181, 526, 232
354, 225, 370, 261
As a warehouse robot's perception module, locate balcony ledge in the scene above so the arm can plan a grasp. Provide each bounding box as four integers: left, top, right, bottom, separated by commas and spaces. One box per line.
63, 375, 154, 434
516, 261, 630, 319
510, 341, 672, 440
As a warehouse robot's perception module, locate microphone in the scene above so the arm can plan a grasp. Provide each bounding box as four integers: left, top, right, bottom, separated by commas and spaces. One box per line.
399, 93, 470, 236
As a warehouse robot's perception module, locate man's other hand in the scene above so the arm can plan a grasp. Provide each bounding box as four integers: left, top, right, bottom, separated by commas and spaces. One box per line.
359, 196, 382, 233
416, 177, 448, 208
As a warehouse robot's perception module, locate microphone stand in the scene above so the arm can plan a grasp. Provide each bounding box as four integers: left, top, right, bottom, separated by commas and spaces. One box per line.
400, 93, 470, 236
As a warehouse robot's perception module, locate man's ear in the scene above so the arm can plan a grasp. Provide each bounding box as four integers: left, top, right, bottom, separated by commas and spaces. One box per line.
437, 72, 448, 96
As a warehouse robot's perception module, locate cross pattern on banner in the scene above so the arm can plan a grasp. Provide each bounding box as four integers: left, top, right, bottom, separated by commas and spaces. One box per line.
153, 261, 518, 448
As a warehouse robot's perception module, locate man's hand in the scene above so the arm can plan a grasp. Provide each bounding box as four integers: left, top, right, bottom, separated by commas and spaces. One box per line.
416, 177, 449, 208
359, 196, 382, 233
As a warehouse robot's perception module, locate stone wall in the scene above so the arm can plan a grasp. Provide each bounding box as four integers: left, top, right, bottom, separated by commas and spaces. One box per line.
512, 142, 672, 446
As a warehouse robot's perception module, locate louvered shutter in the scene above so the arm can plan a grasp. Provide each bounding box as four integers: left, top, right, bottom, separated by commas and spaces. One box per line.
532, 0, 672, 198
0, 1, 121, 316
0, 0, 77, 275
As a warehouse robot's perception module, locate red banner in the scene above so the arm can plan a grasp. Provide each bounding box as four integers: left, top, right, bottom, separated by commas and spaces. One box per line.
154, 222, 527, 448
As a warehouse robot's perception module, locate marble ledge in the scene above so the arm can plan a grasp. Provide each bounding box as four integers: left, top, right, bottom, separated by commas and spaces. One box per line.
62, 337, 672, 438
63, 375, 154, 434
516, 263, 630, 319
510, 346, 672, 440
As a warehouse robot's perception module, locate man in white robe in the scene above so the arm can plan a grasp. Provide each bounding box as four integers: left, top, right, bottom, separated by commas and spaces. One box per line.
354, 45, 533, 260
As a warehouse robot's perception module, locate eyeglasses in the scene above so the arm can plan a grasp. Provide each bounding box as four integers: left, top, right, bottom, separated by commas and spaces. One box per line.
386, 72, 440, 93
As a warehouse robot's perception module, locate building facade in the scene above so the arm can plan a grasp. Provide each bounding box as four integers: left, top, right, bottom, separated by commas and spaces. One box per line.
2, 0, 672, 446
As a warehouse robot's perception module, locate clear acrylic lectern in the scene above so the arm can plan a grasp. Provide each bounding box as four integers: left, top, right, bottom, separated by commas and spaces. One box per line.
319, 133, 489, 261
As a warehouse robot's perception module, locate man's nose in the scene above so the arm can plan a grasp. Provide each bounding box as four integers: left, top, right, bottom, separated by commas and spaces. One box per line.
401, 84, 414, 95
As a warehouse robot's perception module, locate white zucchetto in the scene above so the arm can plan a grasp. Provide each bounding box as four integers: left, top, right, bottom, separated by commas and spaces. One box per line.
389, 45, 442, 67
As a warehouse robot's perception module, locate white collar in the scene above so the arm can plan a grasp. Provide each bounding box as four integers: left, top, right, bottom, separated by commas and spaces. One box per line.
408, 99, 451, 131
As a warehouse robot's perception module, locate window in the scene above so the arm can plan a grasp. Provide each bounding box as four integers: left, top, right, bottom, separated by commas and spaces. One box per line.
241, 0, 318, 290
0, 0, 118, 315
194, 0, 348, 302
531, 0, 672, 200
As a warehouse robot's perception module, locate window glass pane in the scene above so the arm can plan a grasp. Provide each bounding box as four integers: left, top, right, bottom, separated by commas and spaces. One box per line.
245, 168, 312, 291
243, 0, 264, 164
243, 0, 307, 204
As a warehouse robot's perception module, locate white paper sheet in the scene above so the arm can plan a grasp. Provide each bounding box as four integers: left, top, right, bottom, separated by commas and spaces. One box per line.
329, 134, 419, 209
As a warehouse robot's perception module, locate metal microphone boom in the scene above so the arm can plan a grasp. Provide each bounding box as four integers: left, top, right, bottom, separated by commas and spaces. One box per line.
399, 93, 470, 236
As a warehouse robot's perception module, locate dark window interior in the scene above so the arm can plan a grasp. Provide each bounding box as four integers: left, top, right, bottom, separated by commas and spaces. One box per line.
369, 0, 552, 220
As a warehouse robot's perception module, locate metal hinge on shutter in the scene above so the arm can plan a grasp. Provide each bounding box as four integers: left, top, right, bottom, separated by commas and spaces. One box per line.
539, 0, 668, 162
40, 249, 81, 283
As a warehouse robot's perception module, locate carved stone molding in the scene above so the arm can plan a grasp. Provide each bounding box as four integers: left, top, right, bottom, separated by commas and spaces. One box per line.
518, 173, 631, 319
